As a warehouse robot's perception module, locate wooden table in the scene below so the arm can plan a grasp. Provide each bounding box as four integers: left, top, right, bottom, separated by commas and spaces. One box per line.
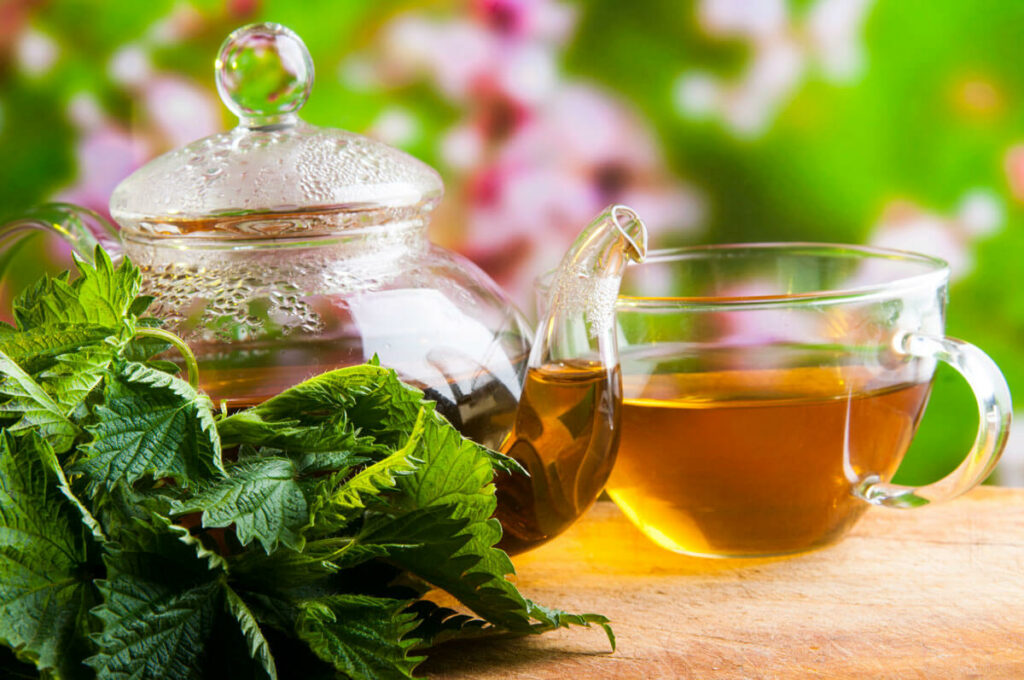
424, 487, 1024, 679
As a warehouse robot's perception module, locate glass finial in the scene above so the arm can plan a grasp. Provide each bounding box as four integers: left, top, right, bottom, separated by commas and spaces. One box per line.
215, 23, 314, 128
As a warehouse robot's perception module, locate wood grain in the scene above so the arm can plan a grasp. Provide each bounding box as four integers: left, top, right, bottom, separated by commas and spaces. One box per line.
423, 487, 1024, 679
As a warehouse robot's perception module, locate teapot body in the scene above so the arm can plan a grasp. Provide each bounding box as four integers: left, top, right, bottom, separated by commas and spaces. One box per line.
0, 198, 646, 556
0, 22, 650, 554
126, 228, 532, 451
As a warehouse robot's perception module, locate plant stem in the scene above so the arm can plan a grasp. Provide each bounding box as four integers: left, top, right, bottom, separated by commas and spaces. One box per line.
136, 327, 200, 389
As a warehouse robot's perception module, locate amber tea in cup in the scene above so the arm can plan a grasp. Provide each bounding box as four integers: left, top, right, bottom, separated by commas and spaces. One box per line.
612, 363, 930, 556
606, 244, 1011, 558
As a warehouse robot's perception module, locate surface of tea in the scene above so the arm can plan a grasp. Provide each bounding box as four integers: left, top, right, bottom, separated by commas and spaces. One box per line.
606, 366, 932, 557
495, 362, 620, 555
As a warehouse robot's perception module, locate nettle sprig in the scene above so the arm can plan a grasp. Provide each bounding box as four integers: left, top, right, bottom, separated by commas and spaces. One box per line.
0, 247, 612, 680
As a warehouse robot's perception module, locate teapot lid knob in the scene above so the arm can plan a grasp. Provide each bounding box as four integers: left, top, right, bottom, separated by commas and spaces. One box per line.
215, 22, 314, 128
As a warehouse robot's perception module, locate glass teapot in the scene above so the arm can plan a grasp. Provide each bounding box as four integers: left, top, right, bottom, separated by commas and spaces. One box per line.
0, 23, 647, 552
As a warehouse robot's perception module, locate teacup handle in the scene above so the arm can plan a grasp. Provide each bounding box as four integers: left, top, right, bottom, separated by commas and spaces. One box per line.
857, 332, 1012, 508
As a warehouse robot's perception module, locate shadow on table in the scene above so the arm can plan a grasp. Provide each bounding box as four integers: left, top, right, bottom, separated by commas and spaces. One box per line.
421, 634, 613, 679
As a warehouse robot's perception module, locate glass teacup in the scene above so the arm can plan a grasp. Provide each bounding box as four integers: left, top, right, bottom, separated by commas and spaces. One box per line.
606, 243, 1011, 558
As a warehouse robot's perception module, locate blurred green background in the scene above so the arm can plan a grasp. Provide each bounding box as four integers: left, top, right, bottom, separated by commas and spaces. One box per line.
0, 0, 1020, 484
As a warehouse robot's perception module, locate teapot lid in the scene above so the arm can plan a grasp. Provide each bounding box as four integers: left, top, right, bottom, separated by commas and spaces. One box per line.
110, 23, 443, 239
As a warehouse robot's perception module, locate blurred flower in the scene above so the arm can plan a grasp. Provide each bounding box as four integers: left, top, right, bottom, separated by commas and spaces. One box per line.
108, 44, 153, 87
367, 107, 419, 147
379, 14, 561, 107
471, 0, 576, 42
952, 76, 1005, 120
369, 0, 574, 112
145, 4, 206, 43
807, 0, 873, 79
54, 13, 220, 221
15, 27, 58, 77
108, 35, 221, 149
868, 189, 1003, 281
675, 0, 873, 136
373, 0, 701, 302
56, 93, 150, 222
141, 76, 220, 148
699, 0, 787, 39
460, 85, 701, 296
1003, 143, 1024, 203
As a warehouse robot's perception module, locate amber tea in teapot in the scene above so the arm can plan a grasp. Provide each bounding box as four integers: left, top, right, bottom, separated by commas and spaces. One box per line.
495, 361, 620, 554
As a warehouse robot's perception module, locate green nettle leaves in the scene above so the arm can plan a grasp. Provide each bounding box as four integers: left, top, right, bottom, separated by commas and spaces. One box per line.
88, 571, 223, 678
13, 248, 141, 331
75, 362, 224, 495
0, 246, 612, 680
296, 595, 424, 680
217, 363, 424, 452
0, 323, 116, 370
0, 433, 95, 678
172, 457, 308, 554
0, 351, 79, 453
40, 346, 116, 416
223, 586, 278, 680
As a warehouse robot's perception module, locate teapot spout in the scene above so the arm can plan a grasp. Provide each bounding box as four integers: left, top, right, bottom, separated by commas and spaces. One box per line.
0, 203, 122, 265
530, 204, 648, 370
494, 205, 647, 554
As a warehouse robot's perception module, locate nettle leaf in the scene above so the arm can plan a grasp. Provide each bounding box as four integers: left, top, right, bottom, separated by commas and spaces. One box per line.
0, 349, 78, 453
73, 247, 142, 326
75, 361, 224, 495
14, 246, 141, 331
404, 600, 492, 648
333, 505, 471, 574
0, 433, 95, 678
293, 450, 370, 476
369, 410, 537, 632
13, 272, 85, 330
296, 594, 424, 680
40, 345, 115, 416
367, 412, 614, 644
526, 601, 615, 650
226, 547, 340, 633
88, 572, 223, 679
308, 414, 424, 535
403, 600, 613, 650
173, 457, 308, 554
90, 580, 223, 679
36, 435, 107, 543
218, 364, 426, 454
86, 527, 238, 680
149, 511, 230, 574
217, 407, 378, 458
322, 365, 426, 448
224, 586, 278, 680
0, 322, 116, 371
